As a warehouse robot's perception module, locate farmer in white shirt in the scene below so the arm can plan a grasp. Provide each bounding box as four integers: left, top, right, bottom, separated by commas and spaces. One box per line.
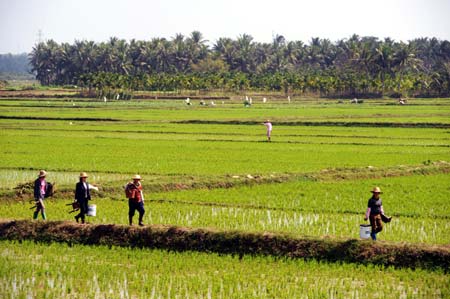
263, 120, 273, 142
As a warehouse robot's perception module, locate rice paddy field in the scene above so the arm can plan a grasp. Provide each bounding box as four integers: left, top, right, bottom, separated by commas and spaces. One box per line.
0, 96, 449, 298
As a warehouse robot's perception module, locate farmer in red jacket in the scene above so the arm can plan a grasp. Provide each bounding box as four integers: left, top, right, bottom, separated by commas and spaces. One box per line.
125, 175, 145, 226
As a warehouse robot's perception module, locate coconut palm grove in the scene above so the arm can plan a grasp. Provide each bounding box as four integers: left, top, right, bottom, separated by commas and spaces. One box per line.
24, 32, 450, 97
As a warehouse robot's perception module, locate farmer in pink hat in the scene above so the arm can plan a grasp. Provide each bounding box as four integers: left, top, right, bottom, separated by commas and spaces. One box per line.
364, 187, 391, 240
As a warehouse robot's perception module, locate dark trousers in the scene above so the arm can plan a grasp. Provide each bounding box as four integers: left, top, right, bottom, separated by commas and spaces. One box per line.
75, 199, 88, 223
33, 199, 46, 220
128, 200, 145, 224
34, 200, 44, 213
369, 214, 383, 234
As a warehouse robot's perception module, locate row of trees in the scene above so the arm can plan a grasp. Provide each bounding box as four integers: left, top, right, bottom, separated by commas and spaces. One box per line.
29, 32, 450, 96
0, 53, 30, 73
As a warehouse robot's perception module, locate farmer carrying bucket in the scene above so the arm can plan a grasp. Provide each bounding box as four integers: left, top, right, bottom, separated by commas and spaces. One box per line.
363, 187, 392, 240
74, 172, 91, 224
87, 204, 97, 216
359, 224, 372, 239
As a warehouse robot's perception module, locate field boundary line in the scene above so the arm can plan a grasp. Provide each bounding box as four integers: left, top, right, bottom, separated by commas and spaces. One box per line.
0, 220, 448, 271
3, 161, 449, 201
0, 115, 120, 121
3, 126, 450, 141
176, 120, 450, 128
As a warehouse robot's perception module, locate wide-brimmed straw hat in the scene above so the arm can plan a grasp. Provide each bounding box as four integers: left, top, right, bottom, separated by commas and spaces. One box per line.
79, 172, 88, 178
38, 170, 47, 177
132, 174, 141, 180
371, 187, 382, 194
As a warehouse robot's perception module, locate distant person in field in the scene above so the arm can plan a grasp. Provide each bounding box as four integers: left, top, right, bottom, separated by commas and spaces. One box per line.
263, 120, 272, 142
125, 175, 145, 226
33, 170, 48, 220
364, 187, 391, 240
74, 172, 91, 224
398, 98, 407, 105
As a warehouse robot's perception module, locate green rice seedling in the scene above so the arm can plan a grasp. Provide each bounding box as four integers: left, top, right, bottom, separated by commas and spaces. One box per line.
1, 197, 449, 244
151, 173, 450, 218
0, 97, 449, 297
0, 240, 448, 298
1, 127, 449, 175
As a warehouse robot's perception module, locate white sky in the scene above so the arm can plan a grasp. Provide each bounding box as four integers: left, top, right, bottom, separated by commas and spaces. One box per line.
0, 0, 449, 54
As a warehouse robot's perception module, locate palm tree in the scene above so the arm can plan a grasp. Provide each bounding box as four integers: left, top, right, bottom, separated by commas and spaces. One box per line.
319, 38, 336, 68
29, 40, 60, 85
150, 38, 173, 73
187, 31, 209, 67
234, 34, 255, 73
171, 34, 190, 72
285, 41, 304, 70
267, 34, 287, 73
306, 37, 324, 69
393, 42, 422, 92
372, 42, 394, 93
129, 39, 151, 75
213, 37, 235, 69
115, 39, 132, 75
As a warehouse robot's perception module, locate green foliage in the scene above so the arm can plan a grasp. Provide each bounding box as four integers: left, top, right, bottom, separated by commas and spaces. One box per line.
27, 35, 450, 96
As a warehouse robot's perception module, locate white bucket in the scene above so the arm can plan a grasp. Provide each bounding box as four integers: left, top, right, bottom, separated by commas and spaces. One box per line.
87, 204, 96, 217
359, 224, 371, 239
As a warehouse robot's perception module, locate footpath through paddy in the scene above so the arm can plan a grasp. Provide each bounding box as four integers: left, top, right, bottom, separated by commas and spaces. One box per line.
1, 219, 449, 272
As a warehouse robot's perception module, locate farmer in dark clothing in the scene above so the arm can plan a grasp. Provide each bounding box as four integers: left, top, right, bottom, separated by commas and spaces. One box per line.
74, 172, 91, 224
364, 187, 390, 240
125, 175, 145, 226
33, 170, 48, 220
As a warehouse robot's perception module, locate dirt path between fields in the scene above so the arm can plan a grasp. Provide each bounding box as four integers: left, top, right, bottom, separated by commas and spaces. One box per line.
0, 220, 448, 271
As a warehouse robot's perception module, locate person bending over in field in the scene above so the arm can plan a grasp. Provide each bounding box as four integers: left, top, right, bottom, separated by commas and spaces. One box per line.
33, 170, 48, 220
74, 172, 91, 224
263, 120, 272, 142
125, 175, 145, 226
364, 187, 391, 240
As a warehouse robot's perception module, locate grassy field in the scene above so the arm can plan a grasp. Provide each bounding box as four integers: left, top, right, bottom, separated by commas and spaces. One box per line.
1, 240, 448, 299
0, 96, 449, 298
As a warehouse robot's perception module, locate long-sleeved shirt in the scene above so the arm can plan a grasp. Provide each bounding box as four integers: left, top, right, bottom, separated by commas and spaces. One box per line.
34, 178, 47, 200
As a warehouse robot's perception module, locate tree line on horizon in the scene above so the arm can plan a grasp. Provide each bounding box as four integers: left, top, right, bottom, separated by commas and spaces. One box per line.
23, 32, 450, 96
0, 53, 31, 75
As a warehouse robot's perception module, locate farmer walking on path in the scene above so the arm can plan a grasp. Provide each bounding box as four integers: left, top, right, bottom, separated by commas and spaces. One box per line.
364, 187, 391, 240
33, 170, 48, 220
263, 120, 272, 142
125, 175, 145, 226
74, 172, 91, 224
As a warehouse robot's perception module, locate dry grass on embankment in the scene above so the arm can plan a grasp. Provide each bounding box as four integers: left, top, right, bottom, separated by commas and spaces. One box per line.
0, 220, 448, 272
